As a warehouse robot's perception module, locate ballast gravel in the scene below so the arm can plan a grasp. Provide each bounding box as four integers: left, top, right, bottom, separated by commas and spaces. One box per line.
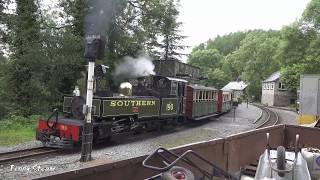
0, 104, 297, 180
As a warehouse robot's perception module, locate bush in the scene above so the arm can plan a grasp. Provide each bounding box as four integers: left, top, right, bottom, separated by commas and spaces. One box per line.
0, 114, 41, 131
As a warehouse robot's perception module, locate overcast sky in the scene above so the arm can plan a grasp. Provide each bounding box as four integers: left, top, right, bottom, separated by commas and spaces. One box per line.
178, 0, 311, 55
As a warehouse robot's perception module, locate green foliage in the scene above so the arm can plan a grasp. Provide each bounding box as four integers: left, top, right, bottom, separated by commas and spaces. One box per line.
189, 3, 320, 100
277, 0, 320, 91
206, 31, 249, 56
303, 0, 320, 29
204, 68, 231, 89
0, 0, 6, 44
230, 30, 281, 99
0, 0, 186, 119
188, 30, 280, 94
0, 114, 40, 131
188, 49, 228, 88
188, 49, 223, 68
0, 114, 40, 146
4, 0, 45, 116
0, 56, 10, 118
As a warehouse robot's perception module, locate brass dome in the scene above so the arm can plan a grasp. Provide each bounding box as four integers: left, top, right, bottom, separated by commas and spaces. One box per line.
119, 82, 132, 96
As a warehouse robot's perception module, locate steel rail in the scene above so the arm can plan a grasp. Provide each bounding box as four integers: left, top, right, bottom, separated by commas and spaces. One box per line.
253, 106, 264, 124
254, 105, 279, 129
0, 147, 61, 164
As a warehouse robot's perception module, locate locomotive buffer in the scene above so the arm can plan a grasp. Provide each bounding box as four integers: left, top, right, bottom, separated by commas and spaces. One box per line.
80, 34, 105, 162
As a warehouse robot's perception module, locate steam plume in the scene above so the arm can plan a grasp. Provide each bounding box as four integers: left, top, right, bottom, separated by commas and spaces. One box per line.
85, 0, 114, 35
115, 56, 155, 79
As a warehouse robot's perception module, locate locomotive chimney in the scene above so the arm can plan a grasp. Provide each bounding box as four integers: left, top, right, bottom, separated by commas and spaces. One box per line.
84, 34, 106, 60
81, 34, 106, 162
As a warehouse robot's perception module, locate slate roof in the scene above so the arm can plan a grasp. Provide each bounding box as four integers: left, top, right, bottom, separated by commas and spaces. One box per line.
263, 71, 280, 82
221, 81, 247, 91
188, 84, 217, 91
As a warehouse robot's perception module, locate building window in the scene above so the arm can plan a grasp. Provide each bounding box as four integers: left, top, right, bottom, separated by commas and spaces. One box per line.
279, 82, 286, 90
271, 83, 274, 90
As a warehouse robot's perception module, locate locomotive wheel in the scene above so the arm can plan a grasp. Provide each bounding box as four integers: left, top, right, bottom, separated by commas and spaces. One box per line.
161, 166, 195, 180
276, 146, 286, 177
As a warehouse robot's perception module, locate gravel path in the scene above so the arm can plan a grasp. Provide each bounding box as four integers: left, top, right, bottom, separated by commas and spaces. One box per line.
269, 107, 298, 125
0, 141, 43, 154
0, 103, 262, 179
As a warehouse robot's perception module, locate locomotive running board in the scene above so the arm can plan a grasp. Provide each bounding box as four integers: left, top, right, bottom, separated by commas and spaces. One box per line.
194, 113, 219, 121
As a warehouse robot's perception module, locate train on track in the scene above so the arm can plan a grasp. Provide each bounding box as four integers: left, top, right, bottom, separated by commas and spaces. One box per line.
36, 60, 233, 148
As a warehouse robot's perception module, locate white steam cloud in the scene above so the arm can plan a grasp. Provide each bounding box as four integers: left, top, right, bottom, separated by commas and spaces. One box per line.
115, 56, 155, 79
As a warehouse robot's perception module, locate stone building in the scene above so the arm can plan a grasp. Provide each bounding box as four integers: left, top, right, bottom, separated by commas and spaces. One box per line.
261, 71, 295, 106
222, 81, 247, 101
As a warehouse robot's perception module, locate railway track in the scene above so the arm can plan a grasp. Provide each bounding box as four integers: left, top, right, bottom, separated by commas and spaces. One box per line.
254, 105, 279, 129
0, 147, 61, 164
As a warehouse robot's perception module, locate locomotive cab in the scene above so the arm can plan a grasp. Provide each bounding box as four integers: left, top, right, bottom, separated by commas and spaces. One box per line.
129, 75, 186, 99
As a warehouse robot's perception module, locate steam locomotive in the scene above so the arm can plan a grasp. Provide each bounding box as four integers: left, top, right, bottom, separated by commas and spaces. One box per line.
36, 60, 232, 148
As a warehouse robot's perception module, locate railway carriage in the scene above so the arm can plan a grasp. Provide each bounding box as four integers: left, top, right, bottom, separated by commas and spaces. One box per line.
218, 90, 232, 113
186, 85, 218, 120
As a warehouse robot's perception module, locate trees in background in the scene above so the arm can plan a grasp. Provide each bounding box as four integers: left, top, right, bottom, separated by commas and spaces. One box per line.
2, 0, 320, 117
0, 0, 185, 118
277, 0, 320, 92
236, 31, 280, 99
188, 31, 252, 89
5, 0, 44, 116
189, 30, 280, 99
188, 0, 320, 100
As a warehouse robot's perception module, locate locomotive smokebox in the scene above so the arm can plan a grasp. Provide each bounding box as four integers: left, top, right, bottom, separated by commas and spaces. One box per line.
84, 34, 106, 61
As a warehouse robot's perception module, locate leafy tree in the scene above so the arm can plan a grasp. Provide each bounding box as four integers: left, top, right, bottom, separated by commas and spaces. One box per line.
0, 0, 4, 38
4, 0, 48, 116
0, 55, 9, 118
0, 0, 185, 118
206, 31, 249, 56
276, 23, 315, 91
229, 30, 280, 100
277, 0, 320, 91
303, 0, 320, 29
204, 68, 231, 89
188, 49, 228, 88
188, 49, 223, 69
0, 0, 9, 50
158, 0, 186, 61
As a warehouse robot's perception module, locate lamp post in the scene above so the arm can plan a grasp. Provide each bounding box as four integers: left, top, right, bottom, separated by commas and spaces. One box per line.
80, 34, 105, 162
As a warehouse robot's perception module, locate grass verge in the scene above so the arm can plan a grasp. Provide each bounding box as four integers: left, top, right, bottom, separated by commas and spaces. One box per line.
0, 115, 40, 146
